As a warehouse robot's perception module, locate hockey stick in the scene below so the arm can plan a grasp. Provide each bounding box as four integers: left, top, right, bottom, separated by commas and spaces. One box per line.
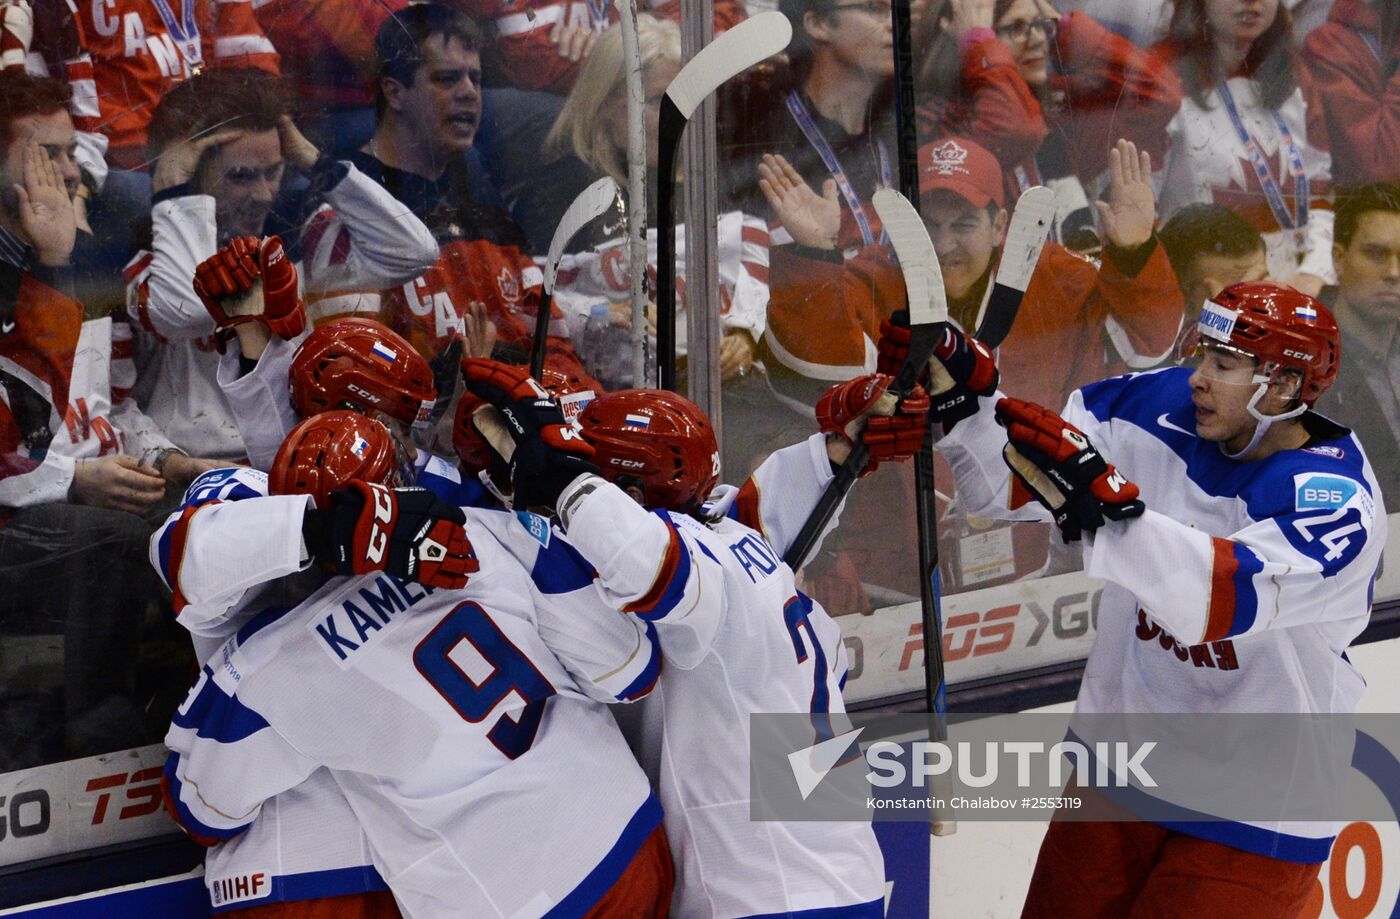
530, 176, 623, 378
655, 10, 792, 391
974, 185, 1054, 349
782, 187, 944, 573
615, 0, 650, 386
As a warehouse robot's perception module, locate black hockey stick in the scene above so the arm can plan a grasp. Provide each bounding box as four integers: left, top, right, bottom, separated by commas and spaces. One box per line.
530, 177, 623, 378
655, 11, 792, 391
886, 0, 955, 836
974, 185, 1054, 349
782, 187, 945, 572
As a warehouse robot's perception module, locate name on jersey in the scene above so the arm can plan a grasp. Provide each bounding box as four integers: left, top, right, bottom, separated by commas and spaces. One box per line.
209, 871, 271, 907
1135, 611, 1239, 671
309, 575, 436, 668
731, 533, 780, 584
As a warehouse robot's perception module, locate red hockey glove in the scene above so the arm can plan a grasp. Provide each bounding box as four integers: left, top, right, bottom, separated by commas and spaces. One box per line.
194, 235, 306, 339
816, 373, 930, 476
0, 2, 33, 71
302, 481, 478, 589
460, 359, 599, 511
877, 312, 998, 430
994, 397, 1144, 543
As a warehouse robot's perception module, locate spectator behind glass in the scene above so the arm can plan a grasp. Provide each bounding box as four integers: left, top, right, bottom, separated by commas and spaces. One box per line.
127, 68, 293, 461
912, 0, 1048, 200
918, 0, 1182, 252
1158, 202, 1269, 318
309, 4, 595, 393
0, 73, 166, 770
1316, 182, 1400, 501
1303, 0, 1400, 188
544, 16, 770, 472
1155, 0, 1334, 297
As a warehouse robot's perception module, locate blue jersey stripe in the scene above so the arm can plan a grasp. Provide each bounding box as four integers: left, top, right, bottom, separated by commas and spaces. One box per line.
542, 794, 664, 918
170, 666, 271, 743
208, 864, 389, 913
1226, 543, 1264, 637
617, 622, 662, 701
743, 897, 886, 919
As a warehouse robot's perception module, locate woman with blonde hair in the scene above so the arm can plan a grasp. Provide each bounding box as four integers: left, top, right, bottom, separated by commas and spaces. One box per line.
544, 16, 771, 476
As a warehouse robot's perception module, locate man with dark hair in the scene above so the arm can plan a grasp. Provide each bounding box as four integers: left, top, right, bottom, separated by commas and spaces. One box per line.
126, 66, 438, 462
0, 71, 164, 769
1159, 203, 1271, 317
1317, 181, 1400, 501
305, 3, 594, 389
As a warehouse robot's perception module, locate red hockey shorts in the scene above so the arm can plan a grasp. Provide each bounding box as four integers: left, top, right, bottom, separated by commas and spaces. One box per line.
227, 890, 401, 918
1021, 790, 1321, 919
583, 824, 675, 918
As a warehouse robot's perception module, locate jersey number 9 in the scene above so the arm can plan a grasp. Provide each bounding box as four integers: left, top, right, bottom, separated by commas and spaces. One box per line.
414, 602, 555, 759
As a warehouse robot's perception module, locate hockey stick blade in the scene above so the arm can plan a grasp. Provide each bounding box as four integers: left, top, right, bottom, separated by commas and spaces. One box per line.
531, 177, 622, 377
976, 185, 1053, 349
782, 189, 945, 572
663, 12, 792, 119
656, 12, 792, 389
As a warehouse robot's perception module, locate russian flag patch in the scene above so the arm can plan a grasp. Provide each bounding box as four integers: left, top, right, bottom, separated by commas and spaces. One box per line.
625, 413, 650, 429
350, 434, 369, 458
1295, 304, 1318, 321
370, 342, 398, 366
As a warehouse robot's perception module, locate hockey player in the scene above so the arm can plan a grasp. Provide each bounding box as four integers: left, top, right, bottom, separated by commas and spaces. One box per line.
461, 359, 930, 919
914, 281, 1387, 916
162, 418, 671, 919
126, 67, 438, 460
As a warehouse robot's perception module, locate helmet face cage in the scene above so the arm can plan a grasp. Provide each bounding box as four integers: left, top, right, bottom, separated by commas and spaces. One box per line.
579, 389, 720, 513
269, 410, 399, 506
289, 319, 437, 429
1197, 282, 1340, 407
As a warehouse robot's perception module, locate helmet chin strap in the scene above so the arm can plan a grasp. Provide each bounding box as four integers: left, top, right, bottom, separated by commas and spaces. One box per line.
1221, 374, 1306, 460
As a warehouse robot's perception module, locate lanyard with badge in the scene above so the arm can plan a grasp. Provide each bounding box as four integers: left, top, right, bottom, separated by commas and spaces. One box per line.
151, 0, 203, 73
585, 0, 610, 29
784, 91, 892, 249
1217, 78, 1308, 252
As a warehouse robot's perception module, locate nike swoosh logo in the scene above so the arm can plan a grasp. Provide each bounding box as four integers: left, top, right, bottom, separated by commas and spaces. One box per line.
1157, 412, 1193, 436
0, 321, 13, 335
788, 727, 865, 801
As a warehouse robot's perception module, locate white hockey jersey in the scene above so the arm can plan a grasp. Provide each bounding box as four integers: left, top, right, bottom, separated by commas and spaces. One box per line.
938, 366, 1387, 861
50, 316, 177, 463
161, 528, 662, 919
1156, 78, 1334, 283
153, 464, 657, 911
124, 163, 438, 459
552, 213, 770, 360
555, 450, 887, 919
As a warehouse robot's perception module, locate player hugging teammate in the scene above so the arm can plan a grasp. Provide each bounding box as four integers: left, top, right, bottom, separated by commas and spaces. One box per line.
153, 219, 1381, 918
150, 232, 968, 919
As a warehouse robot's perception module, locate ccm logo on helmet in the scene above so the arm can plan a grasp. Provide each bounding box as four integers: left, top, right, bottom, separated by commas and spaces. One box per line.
348, 384, 384, 406
1283, 349, 1314, 360
611, 458, 647, 470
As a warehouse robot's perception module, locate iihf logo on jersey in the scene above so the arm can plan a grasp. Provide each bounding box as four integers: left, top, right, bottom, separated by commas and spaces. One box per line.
925, 140, 971, 177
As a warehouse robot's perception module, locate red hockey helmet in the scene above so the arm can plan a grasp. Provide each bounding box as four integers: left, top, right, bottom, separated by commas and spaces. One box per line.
289, 318, 436, 427
1196, 281, 1340, 406
578, 389, 720, 513
269, 410, 399, 506
453, 365, 600, 473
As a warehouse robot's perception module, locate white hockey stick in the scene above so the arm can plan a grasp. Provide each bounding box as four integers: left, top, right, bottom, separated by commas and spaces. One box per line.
783, 188, 945, 569
975, 185, 1054, 348
655, 11, 792, 389
531, 176, 624, 377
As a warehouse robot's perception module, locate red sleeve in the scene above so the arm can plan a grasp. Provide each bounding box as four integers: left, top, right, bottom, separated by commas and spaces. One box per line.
1302, 23, 1400, 187
201, 0, 281, 76
1090, 240, 1184, 369
762, 244, 903, 378
956, 35, 1048, 165
1051, 12, 1183, 181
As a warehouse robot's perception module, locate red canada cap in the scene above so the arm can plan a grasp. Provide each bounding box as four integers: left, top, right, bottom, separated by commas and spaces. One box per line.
918, 137, 1005, 210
